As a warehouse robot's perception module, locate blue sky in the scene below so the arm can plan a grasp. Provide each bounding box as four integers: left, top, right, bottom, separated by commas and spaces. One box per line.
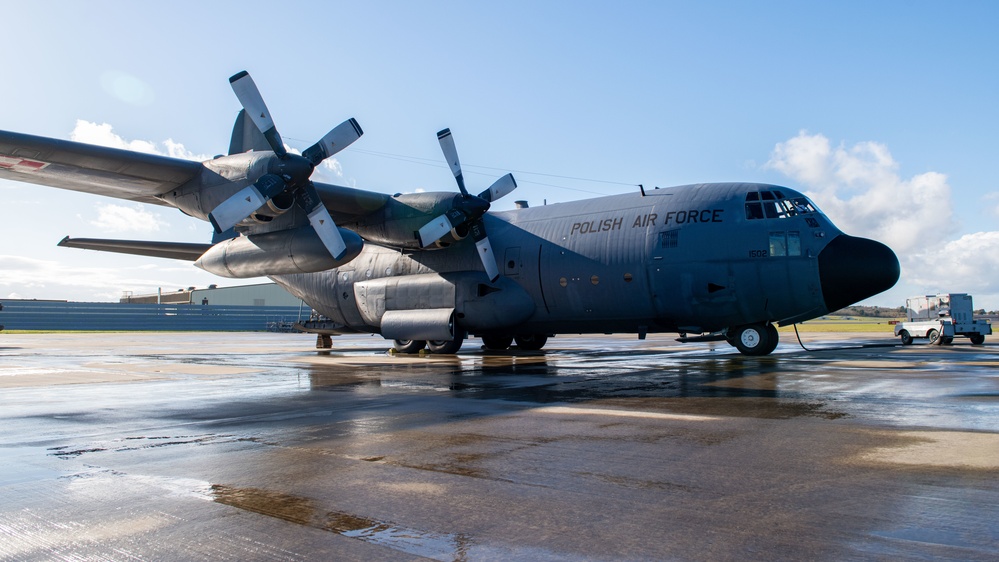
2, 1, 998, 309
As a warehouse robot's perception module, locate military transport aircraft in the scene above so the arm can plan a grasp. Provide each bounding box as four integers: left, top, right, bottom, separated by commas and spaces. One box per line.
0, 71, 899, 355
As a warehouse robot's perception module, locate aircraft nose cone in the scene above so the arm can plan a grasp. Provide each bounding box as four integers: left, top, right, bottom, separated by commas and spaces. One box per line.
818, 234, 900, 312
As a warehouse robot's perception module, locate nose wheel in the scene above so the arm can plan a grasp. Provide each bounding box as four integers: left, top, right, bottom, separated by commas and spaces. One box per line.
728, 323, 779, 356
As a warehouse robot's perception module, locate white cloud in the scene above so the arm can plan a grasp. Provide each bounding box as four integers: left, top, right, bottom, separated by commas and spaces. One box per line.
90, 203, 166, 233
766, 131, 955, 255
908, 232, 999, 306
70, 120, 210, 161
0, 254, 235, 302
767, 131, 999, 310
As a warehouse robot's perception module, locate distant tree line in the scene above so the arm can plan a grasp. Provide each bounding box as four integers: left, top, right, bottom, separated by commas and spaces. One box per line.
833, 305, 998, 317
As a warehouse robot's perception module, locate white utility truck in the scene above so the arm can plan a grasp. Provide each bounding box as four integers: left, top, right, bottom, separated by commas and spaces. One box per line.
894, 293, 991, 345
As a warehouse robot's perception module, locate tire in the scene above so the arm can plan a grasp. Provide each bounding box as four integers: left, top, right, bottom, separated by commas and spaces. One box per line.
730, 324, 773, 356
481, 335, 514, 350
764, 323, 780, 355
393, 339, 426, 354
427, 329, 466, 355
970, 333, 985, 345
427, 339, 463, 354
899, 330, 913, 345
927, 329, 940, 345
941, 337, 954, 346
514, 334, 548, 351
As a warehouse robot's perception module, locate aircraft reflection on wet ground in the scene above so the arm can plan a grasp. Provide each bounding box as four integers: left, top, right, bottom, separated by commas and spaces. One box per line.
299, 335, 999, 429
1, 332, 998, 560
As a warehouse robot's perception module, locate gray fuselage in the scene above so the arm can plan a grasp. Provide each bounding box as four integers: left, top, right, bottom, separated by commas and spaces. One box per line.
270, 182, 896, 339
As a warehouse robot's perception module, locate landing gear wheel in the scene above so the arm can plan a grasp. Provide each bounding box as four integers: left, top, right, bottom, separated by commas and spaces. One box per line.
899, 330, 913, 345
730, 324, 773, 356
481, 335, 514, 350
764, 323, 780, 354
927, 329, 940, 345
514, 334, 548, 351
428, 330, 466, 354
970, 333, 986, 345
393, 339, 426, 354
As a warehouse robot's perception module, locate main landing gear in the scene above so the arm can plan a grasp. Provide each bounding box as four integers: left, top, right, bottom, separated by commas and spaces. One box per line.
393, 329, 469, 355
480, 334, 548, 351
393, 333, 551, 354
727, 323, 779, 356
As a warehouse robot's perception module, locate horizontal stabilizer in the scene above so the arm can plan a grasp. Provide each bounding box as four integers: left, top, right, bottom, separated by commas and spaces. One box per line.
58, 236, 212, 261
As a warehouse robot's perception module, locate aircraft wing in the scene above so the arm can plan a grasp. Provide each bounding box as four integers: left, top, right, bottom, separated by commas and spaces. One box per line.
313, 181, 392, 223
0, 130, 202, 206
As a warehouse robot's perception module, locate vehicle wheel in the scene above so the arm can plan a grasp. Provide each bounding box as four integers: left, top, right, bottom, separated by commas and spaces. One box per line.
393, 339, 426, 354
481, 335, 514, 350
427, 338, 463, 354
899, 330, 913, 345
764, 323, 780, 354
427, 329, 466, 354
730, 324, 773, 356
927, 329, 940, 345
514, 334, 548, 351
970, 333, 985, 345
941, 336, 954, 346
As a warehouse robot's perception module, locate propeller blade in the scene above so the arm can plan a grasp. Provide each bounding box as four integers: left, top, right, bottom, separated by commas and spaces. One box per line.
417, 208, 466, 247
437, 128, 468, 196
470, 219, 499, 282
298, 182, 347, 259
479, 173, 517, 203
208, 174, 286, 233
417, 214, 453, 248
229, 71, 286, 158
303, 118, 364, 165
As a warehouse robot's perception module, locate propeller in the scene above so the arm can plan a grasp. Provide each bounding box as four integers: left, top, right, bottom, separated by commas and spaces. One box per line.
208, 71, 363, 260
416, 128, 517, 282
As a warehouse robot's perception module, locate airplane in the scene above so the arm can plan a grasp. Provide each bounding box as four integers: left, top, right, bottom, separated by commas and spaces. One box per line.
0, 71, 899, 356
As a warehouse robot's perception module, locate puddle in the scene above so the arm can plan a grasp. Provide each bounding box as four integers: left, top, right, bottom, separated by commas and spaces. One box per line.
47, 434, 245, 459
211, 484, 472, 561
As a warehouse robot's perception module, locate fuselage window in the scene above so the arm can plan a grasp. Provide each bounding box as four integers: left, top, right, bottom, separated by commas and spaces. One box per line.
745, 191, 764, 220
769, 232, 787, 256
759, 191, 779, 219
659, 229, 679, 248
788, 231, 801, 256
745, 191, 819, 221
769, 231, 801, 257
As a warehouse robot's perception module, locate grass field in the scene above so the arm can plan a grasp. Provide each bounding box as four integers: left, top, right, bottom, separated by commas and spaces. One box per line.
780, 316, 902, 333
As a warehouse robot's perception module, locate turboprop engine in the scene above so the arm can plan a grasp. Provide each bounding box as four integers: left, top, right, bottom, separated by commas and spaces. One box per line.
194, 226, 362, 278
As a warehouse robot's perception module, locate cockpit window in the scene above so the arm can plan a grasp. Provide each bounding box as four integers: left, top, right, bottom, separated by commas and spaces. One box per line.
745, 190, 817, 221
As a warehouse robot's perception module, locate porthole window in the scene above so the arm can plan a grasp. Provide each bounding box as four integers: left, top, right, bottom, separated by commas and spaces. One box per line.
590, 275, 599, 285
559, 277, 568, 287
624, 273, 633, 282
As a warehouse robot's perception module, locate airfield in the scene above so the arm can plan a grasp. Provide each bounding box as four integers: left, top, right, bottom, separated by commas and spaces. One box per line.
1, 328, 997, 560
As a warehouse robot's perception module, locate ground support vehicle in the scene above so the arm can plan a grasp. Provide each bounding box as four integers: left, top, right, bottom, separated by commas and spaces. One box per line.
894, 294, 991, 345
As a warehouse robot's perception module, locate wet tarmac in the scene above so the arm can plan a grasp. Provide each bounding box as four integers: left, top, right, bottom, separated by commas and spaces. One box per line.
1, 331, 997, 561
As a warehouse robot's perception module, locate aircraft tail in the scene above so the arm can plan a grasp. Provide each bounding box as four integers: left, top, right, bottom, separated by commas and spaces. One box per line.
228, 108, 273, 155
58, 236, 212, 261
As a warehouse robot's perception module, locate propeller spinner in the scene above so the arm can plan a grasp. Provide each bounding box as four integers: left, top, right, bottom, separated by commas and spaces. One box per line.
208, 71, 363, 260
416, 128, 517, 282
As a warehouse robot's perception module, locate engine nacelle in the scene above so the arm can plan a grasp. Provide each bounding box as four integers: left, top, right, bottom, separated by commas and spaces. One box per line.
194, 226, 362, 278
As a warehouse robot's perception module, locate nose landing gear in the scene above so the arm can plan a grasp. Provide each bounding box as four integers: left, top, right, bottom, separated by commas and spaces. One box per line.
727, 323, 779, 356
